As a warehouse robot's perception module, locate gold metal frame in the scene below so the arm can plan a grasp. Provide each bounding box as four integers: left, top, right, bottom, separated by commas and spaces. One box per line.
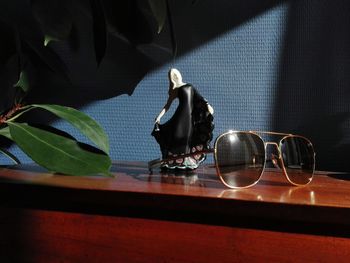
148, 130, 315, 189
214, 131, 315, 189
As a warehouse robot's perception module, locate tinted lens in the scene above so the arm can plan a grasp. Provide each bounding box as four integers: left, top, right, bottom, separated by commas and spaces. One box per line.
280, 136, 314, 185
215, 132, 265, 188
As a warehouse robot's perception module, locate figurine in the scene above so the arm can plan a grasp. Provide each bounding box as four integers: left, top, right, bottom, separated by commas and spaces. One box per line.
151, 68, 214, 170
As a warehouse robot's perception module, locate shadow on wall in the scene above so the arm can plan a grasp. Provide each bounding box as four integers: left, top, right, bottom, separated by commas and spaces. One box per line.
21, 0, 284, 107
0, 0, 283, 152
274, 0, 350, 171
0, 0, 284, 151
2, 0, 350, 172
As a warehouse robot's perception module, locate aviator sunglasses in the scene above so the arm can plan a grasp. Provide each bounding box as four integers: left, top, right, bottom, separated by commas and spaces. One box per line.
149, 131, 316, 189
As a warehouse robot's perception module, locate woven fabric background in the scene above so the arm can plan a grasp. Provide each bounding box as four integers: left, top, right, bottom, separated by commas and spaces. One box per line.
2, 1, 350, 172
1, 3, 288, 164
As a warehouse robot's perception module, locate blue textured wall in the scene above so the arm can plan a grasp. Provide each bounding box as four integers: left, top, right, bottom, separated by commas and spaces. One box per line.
1, 2, 288, 163
3, 1, 350, 172
105, 2, 287, 162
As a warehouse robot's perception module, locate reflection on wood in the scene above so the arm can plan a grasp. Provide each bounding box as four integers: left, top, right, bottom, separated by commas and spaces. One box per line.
1, 162, 350, 262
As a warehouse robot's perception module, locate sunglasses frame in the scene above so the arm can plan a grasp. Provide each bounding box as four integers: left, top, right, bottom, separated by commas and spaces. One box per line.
148, 130, 315, 189
214, 131, 315, 189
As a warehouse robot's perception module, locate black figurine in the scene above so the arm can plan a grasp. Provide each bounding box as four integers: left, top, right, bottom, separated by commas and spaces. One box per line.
152, 68, 214, 170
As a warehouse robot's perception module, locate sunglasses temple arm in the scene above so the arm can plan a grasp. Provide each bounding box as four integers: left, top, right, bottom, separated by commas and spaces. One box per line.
148, 158, 162, 173
148, 148, 214, 173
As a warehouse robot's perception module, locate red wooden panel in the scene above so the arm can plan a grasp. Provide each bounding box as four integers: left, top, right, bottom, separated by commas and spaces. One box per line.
1, 209, 350, 263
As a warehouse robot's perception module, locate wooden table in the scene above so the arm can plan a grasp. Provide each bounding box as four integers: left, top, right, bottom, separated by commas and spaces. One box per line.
1, 162, 350, 262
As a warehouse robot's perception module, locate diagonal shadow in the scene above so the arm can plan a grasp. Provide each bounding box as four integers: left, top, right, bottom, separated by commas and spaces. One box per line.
22, 0, 285, 105
1, 0, 288, 161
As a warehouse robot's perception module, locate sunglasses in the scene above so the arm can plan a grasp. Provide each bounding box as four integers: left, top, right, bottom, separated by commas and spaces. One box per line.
149, 131, 315, 189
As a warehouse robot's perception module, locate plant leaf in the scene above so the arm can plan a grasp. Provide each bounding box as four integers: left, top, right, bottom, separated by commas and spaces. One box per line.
0, 126, 12, 140
0, 19, 17, 67
13, 70, 30, 92
89, 0, 107, 65
0, 19, 21, 91
23, 39, 70, 83
8, 122, 111, 176
103, 0, 154, 45
165, 0, 177, 58
44, 35, 58, 46
31, 0, 73, 42
31, 104, 109, 154
0, 147, 20, 164
148, 0, 167, 34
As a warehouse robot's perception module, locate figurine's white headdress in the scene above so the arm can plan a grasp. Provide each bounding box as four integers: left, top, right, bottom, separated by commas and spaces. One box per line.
169, 68, 184, 88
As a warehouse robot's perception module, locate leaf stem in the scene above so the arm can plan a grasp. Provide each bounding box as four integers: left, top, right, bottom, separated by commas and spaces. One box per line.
5, 105, 34, 123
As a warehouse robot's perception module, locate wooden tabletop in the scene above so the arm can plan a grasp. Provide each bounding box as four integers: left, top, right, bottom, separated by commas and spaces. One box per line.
1, 161, 350, 234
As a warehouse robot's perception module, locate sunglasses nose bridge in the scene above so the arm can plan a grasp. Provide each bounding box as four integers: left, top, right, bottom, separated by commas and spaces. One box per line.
264, 142, 283, 168
265, 142, 280, 151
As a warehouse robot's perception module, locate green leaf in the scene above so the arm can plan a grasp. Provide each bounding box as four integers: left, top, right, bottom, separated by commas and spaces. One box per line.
31, 104, 109, 154
44, 35, 58, 46
13, 71, 30, 92
31, 0, 73, 42
0, 147, 20, 164
148, 0, 167, 33
0, 126, 12, 140
24, 39, 71, 83
0, 19, 21, 90
8, 122, 111, 176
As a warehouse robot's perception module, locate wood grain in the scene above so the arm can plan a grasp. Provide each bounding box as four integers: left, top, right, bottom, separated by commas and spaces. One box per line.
1, 208, 350, 263
0, 162, 350, 206
1, 162, 350, 262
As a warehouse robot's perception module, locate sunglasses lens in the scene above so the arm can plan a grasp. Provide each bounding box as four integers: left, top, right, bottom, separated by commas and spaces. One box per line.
280, 136, 314, 185
215, 132, 265, 188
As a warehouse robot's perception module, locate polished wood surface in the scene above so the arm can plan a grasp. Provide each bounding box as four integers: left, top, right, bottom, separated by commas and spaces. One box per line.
1, 161, 350, 262
1, 209, 350, 263
0, 161, 349, 205
0, 162, 350, 224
